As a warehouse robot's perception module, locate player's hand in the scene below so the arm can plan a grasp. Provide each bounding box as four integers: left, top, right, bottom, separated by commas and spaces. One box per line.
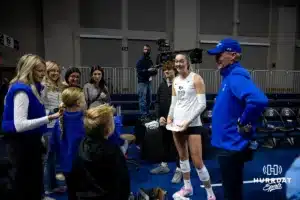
159, 117, 166, 126
177, 120, 189, 132
167, 116, 173, 125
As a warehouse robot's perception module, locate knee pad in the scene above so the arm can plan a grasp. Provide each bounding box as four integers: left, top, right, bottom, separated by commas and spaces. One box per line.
196, 165, 210, 182
180, 160, 191, 173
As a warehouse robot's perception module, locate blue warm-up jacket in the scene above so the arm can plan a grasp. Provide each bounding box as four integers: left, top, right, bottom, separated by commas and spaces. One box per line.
211, 63, 268, 151
50, 111, 85, 173
2, 82, 46, 134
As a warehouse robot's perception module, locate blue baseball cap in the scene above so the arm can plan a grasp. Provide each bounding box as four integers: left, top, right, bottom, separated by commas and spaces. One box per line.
207, 38, 242, 55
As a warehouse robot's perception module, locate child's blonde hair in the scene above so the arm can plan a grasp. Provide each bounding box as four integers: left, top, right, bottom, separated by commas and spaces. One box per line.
60, 87, 85, 108
59, 87, 85, 139
84, 104, 115, 136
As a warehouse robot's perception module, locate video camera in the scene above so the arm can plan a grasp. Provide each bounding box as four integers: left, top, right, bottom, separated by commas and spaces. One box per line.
156, 39, 171, 52
155, 39, 203, 66
156, 48, 203, 66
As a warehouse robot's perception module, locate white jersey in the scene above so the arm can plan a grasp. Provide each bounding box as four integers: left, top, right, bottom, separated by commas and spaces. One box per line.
173, 72, 202, 127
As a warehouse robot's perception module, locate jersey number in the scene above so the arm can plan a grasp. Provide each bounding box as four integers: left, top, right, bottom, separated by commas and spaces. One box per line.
178, 90, 185, 100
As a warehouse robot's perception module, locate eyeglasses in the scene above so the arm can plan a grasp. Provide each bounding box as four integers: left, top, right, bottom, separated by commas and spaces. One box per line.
70, 75, 80, 79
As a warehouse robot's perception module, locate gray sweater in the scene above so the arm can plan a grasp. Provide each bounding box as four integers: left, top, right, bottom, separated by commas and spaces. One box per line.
41, 86, 61, 129
83, 83, 111, 108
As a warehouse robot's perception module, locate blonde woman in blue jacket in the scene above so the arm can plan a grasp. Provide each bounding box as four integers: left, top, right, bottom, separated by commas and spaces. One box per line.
2, 54, 61, 200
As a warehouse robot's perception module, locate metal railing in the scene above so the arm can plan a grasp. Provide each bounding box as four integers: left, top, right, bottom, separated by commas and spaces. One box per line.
62, 67, 300, 94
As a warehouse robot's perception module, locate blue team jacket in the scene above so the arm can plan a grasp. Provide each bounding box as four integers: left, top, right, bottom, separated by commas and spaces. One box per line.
2, 82, 46, 134
211, 63, 268, 151
50, 111, 85, 173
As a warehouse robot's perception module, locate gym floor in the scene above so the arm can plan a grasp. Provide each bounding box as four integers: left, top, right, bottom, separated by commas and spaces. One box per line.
51, 143, 299, 200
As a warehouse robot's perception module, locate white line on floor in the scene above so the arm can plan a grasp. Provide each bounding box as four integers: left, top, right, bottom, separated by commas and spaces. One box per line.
200, 177, 287, 188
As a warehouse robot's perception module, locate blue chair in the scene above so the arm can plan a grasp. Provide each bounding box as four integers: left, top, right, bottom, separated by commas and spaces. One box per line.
279, 108, 296, 131
202, 110, 212, 135
279, 108, 297, 145
295, 109, 300, 132
257, 108, 284, 147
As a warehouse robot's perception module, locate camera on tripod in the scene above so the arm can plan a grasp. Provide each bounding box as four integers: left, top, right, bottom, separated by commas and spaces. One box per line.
157, 39, 171, 52
155, 39, 203, 67
156, 47, 203, 65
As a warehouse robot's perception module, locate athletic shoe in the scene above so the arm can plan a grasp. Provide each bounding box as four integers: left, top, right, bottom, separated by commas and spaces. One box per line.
45, 186, 67, 195
55, 173, 65, 181
171, 169, 182, 184
172, 186, 193, 199
150, 164, 170, 174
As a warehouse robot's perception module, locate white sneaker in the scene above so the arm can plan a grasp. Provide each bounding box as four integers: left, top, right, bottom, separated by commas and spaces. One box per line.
150, 163, 170, 174
172, 186, 193, 199
171, 169, 183, 184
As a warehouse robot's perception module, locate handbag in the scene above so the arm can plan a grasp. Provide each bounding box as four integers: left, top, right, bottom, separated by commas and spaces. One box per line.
140, 127, 165, 163
136, 187, 168, 200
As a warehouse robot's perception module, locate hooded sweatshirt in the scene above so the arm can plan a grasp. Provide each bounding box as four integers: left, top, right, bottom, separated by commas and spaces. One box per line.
71, 125, 130, 200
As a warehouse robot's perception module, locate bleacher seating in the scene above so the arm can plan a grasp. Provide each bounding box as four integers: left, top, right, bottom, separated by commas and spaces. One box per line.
202, 110, 213, 133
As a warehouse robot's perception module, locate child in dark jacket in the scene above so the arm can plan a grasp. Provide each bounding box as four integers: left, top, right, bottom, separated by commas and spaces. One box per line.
50, 87, 86, 200
71, 104, 130, 200
150, 61, 182, 183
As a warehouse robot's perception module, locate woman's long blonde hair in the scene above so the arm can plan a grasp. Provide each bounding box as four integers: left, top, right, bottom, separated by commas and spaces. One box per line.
84, 104, 115, 136
59, 87, 85, 139
43, 61, 63, 92
10, 54, 46, 103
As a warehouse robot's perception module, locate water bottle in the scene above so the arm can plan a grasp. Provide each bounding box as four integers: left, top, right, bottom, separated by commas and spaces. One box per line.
116, 105, 121, 116
114, 115, 123, 135
249, 140, 258, 150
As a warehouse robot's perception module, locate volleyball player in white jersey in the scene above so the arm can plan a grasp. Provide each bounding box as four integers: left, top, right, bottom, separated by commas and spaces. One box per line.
167, 54, 215, 200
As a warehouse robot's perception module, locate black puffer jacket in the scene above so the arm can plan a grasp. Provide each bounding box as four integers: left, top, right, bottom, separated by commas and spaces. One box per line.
71, 126, 130, 200
156, 79, 172, 119
136, 56, 154, 83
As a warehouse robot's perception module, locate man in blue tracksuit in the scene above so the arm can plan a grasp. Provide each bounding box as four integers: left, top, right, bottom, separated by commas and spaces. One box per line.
207, 38, 268, 200
136, 44, 156, 120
